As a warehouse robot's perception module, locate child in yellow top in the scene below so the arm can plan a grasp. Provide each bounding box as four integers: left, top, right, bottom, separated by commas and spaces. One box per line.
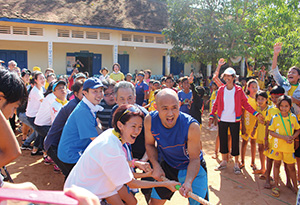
109, 63, 124, 82
241, 79, 259, 170
268, 95, 300, 196
251, 91, 270, 175
262, 85, 284, 189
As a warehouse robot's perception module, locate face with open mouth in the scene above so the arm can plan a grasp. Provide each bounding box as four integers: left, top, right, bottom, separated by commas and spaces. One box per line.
118, 116, 143, 144
287, 68, 300, 84
156, 90, 180, 129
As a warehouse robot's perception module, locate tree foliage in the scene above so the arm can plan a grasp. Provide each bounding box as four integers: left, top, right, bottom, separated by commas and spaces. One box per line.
164, 0, 300, 71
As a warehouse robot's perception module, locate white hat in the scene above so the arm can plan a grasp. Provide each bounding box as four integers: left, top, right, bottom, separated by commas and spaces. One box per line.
223, 67, 236, 76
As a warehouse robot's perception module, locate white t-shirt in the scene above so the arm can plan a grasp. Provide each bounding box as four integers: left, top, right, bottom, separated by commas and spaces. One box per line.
50, 100, 68, 123
34, 93, 56, 126
25, 86, 44, 118
220, 86, 236, 122
64, 128, 134, 200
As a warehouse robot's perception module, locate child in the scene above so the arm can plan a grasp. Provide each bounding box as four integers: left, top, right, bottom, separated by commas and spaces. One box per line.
207, 81, 218, 131
240, 79, 259, 170
109, 63, 125, 82
262, 85, 285, 189
251, 90, 270, 175
135, 71, 149, 106
178, 76, 192, 114
268, 95, 300, 197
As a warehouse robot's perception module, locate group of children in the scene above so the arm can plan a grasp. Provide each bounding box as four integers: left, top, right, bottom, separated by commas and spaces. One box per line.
208, 43, 300, 198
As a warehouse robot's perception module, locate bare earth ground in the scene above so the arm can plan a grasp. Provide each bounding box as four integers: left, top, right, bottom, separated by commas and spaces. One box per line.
6, 111, 296, 204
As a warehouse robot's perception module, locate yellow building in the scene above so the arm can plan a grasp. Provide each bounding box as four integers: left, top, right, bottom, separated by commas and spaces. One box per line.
0, 0, 194, 76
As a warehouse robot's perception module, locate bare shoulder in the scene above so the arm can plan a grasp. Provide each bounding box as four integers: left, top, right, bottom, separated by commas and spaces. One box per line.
144, 114, 152, 128
188, 122, 201, 138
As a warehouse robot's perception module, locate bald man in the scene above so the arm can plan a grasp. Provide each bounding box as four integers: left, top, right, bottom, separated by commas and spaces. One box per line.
145, 88, 208, 205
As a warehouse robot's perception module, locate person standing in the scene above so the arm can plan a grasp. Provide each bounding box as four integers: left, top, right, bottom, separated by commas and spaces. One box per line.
209, 67, 263, 175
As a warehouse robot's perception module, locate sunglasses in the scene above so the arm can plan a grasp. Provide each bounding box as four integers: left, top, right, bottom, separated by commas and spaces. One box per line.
118, 106, 140, 121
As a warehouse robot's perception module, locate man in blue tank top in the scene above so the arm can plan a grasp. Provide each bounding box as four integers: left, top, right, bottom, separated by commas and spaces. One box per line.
145, 88, 208, 205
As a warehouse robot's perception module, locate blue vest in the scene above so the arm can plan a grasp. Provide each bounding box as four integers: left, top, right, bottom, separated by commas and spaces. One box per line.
150, 111, 202, 170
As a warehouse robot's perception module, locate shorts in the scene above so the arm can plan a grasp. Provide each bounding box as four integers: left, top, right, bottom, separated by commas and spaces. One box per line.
267, 150, 296, 164
256, 133, 264, 145
151, 160, 208, 205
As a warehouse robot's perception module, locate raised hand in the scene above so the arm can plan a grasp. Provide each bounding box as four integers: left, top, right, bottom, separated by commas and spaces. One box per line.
218, 58, 226, 66
273, 42, 282, 56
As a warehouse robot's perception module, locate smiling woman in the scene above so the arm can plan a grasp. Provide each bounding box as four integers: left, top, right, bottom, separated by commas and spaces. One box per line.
64, 104, 180, 204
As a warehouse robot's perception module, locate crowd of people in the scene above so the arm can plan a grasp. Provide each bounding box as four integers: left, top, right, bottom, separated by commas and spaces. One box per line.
0, 42, 299, 204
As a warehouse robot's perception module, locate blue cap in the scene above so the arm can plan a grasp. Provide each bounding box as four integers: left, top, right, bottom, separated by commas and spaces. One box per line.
83, 77, 104, 90
52, 80, 66, 91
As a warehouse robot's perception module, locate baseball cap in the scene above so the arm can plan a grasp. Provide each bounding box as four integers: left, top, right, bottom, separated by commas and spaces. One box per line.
223, 67, 236, 76
52, 80, 66, 91
83, 77, 104, 90
75, 73, 87, 79
33, 66, 41, 71
21, 69, 31, 77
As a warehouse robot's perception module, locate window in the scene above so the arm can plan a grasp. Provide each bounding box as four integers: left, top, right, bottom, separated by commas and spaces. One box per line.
0, 26, 10, 34
122, 34, 132, 41
29, 27, 43, 36
57, 29, 70, 37
133, 35, 143, 42
13, 27, 27, 35
100, 32, 110, 40
72, 30, 84, 38
145, 36, 154, 43
86, 31, 98, 39
156, 37, 164, 44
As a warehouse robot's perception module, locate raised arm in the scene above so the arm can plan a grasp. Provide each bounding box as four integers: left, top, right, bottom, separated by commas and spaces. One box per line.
144, 114, 165, 181
272, 43, 282, 70
212, 58, 226, 87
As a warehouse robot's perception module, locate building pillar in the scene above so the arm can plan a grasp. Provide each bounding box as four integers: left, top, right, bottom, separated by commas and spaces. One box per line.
48, 41, 53, 68
241, 57, 245, 77
113, 45, 118, 64
166, 52, 171, 75
207, 64, 212, 77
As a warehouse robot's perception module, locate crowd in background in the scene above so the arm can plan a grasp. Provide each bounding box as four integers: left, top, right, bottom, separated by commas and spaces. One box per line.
1, 42, 300, 202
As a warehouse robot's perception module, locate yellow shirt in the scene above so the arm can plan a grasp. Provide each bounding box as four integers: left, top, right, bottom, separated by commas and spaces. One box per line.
109, 72, 125, 82
288, 84, 298, 96
210, 90, 217, 113
247, 68, 253, 77
265, 107, 280, 150
256, 106, 270, 143
45, 81, 49, 90
244, 96, 257, 134
268, 113, 300, 153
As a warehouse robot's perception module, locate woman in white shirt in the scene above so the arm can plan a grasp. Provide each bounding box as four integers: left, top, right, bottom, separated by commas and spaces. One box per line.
64, 104, 179, 204
25, 71, 45, 155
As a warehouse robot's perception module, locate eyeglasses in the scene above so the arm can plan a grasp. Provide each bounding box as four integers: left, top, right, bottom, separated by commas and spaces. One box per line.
104, 92, 115, 97
118, 106, 140, 121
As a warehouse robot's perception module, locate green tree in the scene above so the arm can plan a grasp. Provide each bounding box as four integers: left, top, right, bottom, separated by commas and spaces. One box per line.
164, 0, 257, 69
247, 0, 300, 70
164, 0, 300, 72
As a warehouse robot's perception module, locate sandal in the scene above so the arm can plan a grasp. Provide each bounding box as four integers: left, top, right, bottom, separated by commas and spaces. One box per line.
239, 163, 245, 169
233, 166, 242, 175
251, 164, 257, 171
259, 175, 266, 180
271, 187, 280, 197
214, 163, 227, 171
253, 169, 264, 175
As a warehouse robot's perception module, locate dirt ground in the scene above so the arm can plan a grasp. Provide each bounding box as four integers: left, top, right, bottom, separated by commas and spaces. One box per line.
5, 111, 297, 204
